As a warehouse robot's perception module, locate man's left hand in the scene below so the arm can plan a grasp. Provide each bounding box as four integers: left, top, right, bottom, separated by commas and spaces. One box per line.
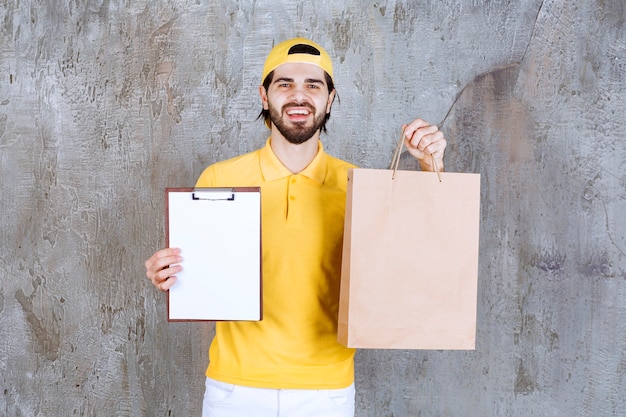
402, 118, 447, 172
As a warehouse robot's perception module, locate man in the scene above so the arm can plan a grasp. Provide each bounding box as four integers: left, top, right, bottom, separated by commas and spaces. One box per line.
145, 37, 446, 417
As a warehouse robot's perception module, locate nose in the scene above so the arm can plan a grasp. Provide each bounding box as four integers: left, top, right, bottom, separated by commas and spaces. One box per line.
290, 83, 308, 104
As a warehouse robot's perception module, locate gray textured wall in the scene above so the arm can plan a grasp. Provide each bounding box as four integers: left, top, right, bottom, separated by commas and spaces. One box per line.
1, 0, 625, 416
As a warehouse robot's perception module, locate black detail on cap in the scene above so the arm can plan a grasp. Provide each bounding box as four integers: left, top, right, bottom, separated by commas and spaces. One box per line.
288, 44, 320, 56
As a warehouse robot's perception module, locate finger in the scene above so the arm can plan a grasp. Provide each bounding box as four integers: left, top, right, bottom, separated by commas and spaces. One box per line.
404, 137, 427, 160
406, 125, 441, 151
158, 275, 177, 292
149, 264, 182, 292
153, 254, 183, 275
404, 130, 447, 172
153, 259, 182, 280
418, 130, 446, 154
145, 248, 182, 291
402, 118, 429, 139
146, 248, 181, 274
428, 136, 447, 158
152, 262, 182, 281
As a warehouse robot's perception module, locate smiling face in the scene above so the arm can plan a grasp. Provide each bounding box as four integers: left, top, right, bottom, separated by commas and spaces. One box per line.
261, 63, 335, 145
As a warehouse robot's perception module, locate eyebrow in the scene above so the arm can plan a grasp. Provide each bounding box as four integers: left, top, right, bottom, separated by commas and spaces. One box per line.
273, 77, 325, 85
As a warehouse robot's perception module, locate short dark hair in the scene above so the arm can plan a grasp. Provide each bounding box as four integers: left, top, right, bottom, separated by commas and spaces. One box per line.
257, 70, 337, 133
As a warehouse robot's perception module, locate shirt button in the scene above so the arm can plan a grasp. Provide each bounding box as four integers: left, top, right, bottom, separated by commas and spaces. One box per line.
289, 195, 295, 201
291, 178, 297, 184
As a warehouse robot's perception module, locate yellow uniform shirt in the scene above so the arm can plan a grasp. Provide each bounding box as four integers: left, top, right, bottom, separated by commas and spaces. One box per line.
195, 139, 356, 389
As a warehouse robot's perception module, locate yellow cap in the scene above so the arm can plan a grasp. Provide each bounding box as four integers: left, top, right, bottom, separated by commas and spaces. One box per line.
261, 38, 333, 84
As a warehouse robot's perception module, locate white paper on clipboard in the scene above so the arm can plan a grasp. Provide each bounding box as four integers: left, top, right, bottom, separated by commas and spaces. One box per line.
165, 187, 262, 321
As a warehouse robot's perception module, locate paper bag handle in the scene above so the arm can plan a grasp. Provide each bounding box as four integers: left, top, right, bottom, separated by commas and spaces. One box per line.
390, 129, 442, 182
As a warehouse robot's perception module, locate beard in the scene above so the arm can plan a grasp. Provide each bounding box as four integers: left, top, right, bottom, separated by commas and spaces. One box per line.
268, 102, 326, 145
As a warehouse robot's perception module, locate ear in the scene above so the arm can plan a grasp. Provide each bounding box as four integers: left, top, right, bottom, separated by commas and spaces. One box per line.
259, 85, 269, 110
326, 89, 336, 114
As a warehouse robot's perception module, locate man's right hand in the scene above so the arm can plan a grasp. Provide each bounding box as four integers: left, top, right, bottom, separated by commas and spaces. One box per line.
145, 247, 182, 292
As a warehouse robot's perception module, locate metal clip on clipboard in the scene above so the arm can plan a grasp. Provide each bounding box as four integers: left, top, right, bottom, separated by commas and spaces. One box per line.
192, 188, 235, 201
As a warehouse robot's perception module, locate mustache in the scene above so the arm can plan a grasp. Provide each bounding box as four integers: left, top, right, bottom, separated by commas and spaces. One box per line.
282, 102, 315, 112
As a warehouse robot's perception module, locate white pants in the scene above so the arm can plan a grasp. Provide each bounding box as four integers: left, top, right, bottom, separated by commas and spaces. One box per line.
202, 377, 355, 417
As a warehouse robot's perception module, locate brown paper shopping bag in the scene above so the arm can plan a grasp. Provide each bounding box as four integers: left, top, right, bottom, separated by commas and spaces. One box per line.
338, 144, 480, 350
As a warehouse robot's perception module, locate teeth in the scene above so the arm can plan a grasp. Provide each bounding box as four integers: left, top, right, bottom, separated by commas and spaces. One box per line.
287, 109, 309, 115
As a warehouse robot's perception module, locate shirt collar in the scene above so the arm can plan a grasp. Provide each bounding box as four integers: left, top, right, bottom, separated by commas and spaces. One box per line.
260, 138, 327, 184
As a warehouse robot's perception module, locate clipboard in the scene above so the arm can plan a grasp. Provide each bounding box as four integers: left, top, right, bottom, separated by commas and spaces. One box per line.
165, 187, 262, 322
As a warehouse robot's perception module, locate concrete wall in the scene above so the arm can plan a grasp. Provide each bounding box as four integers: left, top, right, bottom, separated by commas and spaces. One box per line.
1, 0, 624, 416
